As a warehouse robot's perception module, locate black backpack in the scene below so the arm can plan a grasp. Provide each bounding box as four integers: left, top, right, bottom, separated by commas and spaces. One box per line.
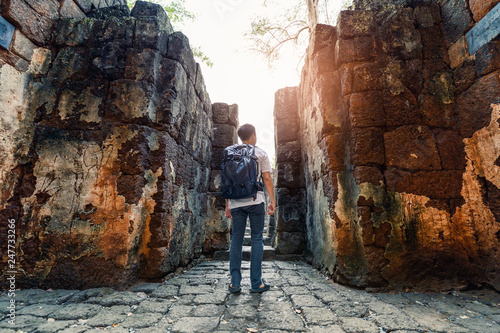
220, 144, 263, 200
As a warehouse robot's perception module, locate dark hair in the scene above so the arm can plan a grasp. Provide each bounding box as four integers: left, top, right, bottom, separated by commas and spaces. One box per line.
237, 123, 256, 142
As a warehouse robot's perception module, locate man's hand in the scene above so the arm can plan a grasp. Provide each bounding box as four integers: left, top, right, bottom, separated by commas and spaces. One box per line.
225, 205, 232, 218
267, 201, 275, 216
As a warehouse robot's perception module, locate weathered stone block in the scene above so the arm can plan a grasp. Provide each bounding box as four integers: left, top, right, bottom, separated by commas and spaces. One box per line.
380, 8, 422, 60
427, 72, 455, 104
385, 169, 463, 199
440, 0, 474, 46
274, 87, 298, 120
336, 36, 377, 65
349, 127, 385, 166
275, 116, 300, 144
107, 79, 156, 120
211, 147, 225, 170
453, 59, 477, 94
337, 10, 375, 39
308, 24, 337, 55
131, 0, 172, 33
354, 166, 384, 186
57, 80, 107, 125
228, 104, 238, 127
359, 206, 374, 246
125, 48, 161, 83
384, 88, 420, 126
433, 129, 466, 171
92, 17, 135, 48
212, 103, 230, 124
384, 125, 442, 170
457, 69, 500, 137
49, 47, 88, 82
315, 72, 342, 130
88, 5, 131, 19
276, 205, 304, 232
10, 29, 35, 61
382, 59, 424, 96
352, 62, 382, 92
449, 36, 471, 69
276, 141, 301, 163
29, 47, 52, 75
60, 0, 86, 19
475, 41, 500, 76
54, 18, 95, 46
212, 124, 237, 148
469, 0, 500, 22
420, 25, 449, 61
117, 128, 152, 176
117, 174, 147, 205
194, 63, 208, 107
167, 32, 196, 82
134, 18, 169, 55
419, 94, 456, 128
148, 213, 172, 248
310, 45, 336, 76
275, 231, 305, 255
74, 0, 126, 13
349, 91, 385, 128
90, 41, 127, 80
414, 4, 441, 28
2, 0, 57, 44
157, 58, 188, 129
24, 0, 59, 20
277, 162, 303, 189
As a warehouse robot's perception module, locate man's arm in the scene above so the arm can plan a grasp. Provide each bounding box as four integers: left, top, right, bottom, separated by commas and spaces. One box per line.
225, 199, 232, 218
262, 171, 275, 215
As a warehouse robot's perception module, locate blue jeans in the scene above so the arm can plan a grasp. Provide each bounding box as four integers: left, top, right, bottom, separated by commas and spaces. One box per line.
230, 203, 265, 289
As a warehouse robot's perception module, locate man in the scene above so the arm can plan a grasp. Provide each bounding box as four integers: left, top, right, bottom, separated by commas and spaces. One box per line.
225, 123, 275, 293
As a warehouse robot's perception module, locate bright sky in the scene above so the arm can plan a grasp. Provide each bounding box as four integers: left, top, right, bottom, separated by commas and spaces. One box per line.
178, 0, 304, 162
147, 0, 346, 162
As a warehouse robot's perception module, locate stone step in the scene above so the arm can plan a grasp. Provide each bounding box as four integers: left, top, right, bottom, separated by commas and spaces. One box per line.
243, 236, 273, 246
213, 246, 276, 261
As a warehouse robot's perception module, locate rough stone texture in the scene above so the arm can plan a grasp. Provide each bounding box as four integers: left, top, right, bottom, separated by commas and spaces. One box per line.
274, 87, 306, 255
469, 0, 500, 22
203, 103, 239, 254
0, 0, 126, 70
276, 1, 500, 290
0, 1, 231, 289
1, 260, 499, 332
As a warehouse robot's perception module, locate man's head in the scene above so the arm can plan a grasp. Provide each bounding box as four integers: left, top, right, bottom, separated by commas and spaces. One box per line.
237, 123, 257, 145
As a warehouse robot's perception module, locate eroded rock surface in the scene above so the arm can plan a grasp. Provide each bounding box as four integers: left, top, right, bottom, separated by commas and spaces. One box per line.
275, 0, 500, 290
0, 2, 235, 289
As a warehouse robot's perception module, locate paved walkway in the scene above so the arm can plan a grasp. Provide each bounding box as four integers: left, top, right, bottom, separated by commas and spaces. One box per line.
1, 260, 500, 332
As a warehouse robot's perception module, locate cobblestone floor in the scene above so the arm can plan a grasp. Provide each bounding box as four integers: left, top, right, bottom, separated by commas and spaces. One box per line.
1, 260, 500, 332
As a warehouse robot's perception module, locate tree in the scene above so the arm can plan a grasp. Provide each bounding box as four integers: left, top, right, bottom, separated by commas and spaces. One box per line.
127, 0, 213, 67
247, 0, 352, 66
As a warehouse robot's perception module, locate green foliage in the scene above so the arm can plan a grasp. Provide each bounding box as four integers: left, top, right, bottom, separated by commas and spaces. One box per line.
192, 47, 214, 68
127, 0, 212, 67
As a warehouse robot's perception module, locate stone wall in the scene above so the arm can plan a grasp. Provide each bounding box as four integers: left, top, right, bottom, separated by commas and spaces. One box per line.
276, 0, 500, 290
0, 1, 233, 289
204, 103, 239, 254
274, 87, 306, 255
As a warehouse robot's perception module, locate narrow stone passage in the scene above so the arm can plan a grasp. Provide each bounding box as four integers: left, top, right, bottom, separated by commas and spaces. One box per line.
1, 260, 500, 332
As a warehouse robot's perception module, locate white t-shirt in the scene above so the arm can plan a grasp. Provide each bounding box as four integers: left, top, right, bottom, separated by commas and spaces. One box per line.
229, 145, 272, 209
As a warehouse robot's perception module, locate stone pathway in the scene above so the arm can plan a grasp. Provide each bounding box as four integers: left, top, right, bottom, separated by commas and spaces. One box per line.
1, 260, 500, 332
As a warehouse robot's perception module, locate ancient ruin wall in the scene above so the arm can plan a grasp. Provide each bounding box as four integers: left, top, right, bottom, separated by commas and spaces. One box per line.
274, 87, 307, 255
204, 103, 239, 254
0, 1, 232, 289
276, 0, 500, 290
